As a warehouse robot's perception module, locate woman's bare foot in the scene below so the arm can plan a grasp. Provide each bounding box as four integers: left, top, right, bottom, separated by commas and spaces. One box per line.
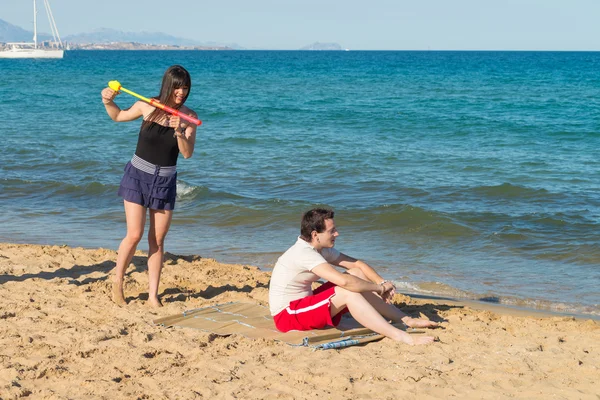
112, 282, 127, 306
148, 297, 163, 308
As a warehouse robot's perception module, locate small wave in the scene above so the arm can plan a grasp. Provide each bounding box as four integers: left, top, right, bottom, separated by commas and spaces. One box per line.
470, 182, 550, 199
249, 105, 309, 114
176, 199, 480, 239
181, 202, 302, 227
525, 242, 600, 265
204, 111, 229, 118
396, 280, 600, 318
490, 231, 530, 241
34, 179, 116, 197
66, 160, 103, 171
219, 137, 260, 145
176, 181, 206, 200
515, 212, 598, 234
176, 182, 248, 203
0, 178, 117, 198
344, 204, 477, 238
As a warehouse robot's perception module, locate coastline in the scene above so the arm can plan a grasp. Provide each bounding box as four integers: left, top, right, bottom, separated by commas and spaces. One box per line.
400, 292, 600, 322
3, 49, 599, 327
1, 242, 598, 399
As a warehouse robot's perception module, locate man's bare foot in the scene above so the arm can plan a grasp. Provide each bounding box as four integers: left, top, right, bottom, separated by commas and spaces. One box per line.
403, 317, 439, 329
407, 335, 436, 345
112, 282, 127, 306
148, 297, 163, 308
396, 332, 436, 345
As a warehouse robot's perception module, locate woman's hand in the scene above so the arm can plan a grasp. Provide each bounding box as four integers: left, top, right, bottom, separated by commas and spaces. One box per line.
101, 87, 118, 104
167, 116, 187, 138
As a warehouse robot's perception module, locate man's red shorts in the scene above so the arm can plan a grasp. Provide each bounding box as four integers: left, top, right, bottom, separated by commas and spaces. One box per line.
273, 282, 350, 332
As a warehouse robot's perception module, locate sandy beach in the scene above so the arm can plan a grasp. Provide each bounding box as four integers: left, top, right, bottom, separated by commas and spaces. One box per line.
0, 242, 598, 399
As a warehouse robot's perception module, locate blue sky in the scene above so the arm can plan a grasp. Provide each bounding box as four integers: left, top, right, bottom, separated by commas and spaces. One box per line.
1, 0, 599, 50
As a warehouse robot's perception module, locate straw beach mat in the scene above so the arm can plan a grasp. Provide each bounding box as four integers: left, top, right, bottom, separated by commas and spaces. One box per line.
153, 302, 424, 350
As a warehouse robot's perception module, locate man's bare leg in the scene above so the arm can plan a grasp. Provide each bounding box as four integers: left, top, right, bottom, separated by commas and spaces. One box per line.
330, 288, 435, 345
345, 269, 438, 329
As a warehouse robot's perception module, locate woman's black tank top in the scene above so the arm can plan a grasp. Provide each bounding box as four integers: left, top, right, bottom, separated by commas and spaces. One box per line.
134, 121, 179, 167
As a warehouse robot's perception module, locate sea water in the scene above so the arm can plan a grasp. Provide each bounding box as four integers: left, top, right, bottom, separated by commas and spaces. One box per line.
1, 50, 599, 317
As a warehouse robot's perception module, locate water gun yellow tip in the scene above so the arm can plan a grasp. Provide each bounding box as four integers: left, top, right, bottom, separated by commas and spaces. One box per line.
108, 80, 122, 91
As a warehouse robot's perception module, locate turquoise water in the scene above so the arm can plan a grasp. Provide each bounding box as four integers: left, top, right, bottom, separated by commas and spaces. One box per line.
1, 50, 599, 316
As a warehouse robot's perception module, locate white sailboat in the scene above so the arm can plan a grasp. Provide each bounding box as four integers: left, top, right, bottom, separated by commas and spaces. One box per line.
0, 0, 64, 59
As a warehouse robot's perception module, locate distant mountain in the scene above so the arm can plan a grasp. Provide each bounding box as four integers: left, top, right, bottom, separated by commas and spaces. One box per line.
0, 19, 244, 49
63, 28, 202, 46
300, 42, 344, 50
64, 28, 245, 49
0, 19, 53, 42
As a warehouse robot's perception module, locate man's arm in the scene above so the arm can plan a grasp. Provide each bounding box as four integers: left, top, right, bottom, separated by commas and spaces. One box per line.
311, 262, 393, 295
321, 255, 439, 329
332, 253, 386, 285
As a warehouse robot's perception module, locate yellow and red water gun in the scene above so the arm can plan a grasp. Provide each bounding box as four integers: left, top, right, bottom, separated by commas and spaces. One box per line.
108, 80, 202, 126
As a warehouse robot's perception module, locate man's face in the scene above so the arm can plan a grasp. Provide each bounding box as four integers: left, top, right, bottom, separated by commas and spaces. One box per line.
316, 218, 339, 248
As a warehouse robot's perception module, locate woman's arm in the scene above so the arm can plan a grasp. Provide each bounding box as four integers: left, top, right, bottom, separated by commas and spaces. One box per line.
101, 88, 145, 122
169, 107, 198, 158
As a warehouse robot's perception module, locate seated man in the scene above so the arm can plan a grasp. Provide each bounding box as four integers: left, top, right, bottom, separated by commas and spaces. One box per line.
269, 208, 438, 345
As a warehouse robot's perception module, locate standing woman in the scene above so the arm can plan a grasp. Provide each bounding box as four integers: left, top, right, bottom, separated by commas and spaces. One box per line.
100, 65, 198, 307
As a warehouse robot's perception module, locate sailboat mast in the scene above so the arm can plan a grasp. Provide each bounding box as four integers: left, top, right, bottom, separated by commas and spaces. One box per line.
0, 0, 64, 58
33, 0, 38, 49
43, 0, 63, 48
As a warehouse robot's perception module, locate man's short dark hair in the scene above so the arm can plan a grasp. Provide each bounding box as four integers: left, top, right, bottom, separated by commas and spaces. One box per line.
300, 208, 335, 241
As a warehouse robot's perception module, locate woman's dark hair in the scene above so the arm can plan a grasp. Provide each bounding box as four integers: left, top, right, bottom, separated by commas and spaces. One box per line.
144, 65, 192, 125
300, 208, 335, 241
